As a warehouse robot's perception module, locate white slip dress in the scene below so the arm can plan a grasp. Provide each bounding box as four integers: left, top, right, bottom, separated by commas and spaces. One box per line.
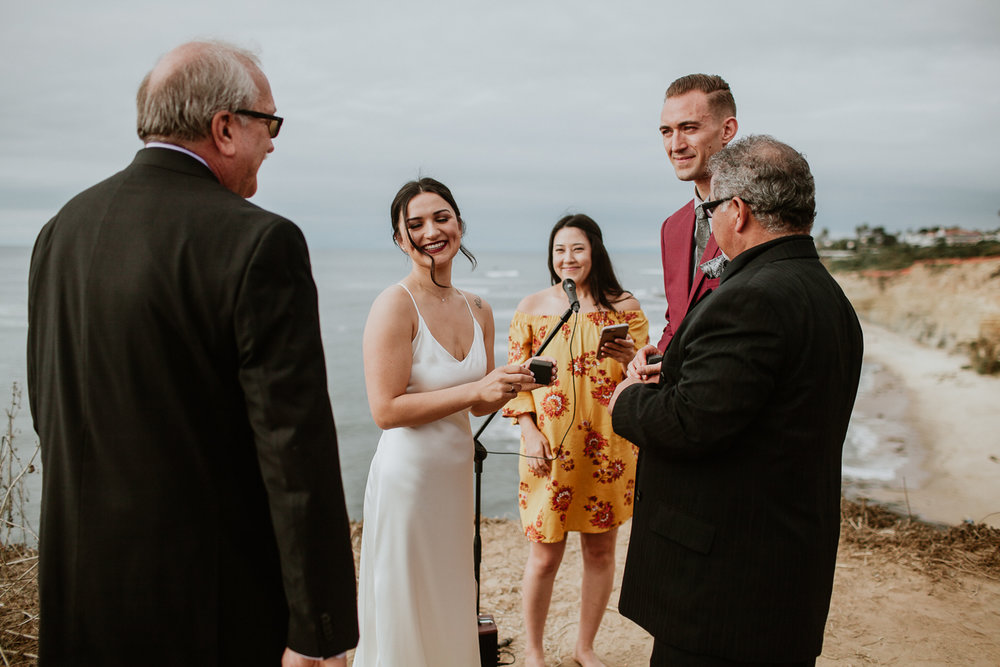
353, 284, 485, 667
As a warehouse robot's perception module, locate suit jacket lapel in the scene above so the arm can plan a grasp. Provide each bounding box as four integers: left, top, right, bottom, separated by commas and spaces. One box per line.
668, 208, 697, 325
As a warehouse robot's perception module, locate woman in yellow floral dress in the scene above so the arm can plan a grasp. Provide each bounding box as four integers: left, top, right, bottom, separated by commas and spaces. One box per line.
504, 214, 648, 667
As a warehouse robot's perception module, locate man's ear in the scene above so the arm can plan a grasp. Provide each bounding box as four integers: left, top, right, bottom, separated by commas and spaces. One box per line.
732, 196, 751, 232
721, 117, 738, 145
211, 110, 238, 157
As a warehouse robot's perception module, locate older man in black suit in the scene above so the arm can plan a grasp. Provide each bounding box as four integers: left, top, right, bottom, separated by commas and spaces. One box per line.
27, 41, 357, 666
609, 135, 863, 666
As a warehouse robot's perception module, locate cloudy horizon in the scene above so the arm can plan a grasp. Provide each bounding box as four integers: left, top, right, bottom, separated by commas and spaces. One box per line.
3, 0, 998, 251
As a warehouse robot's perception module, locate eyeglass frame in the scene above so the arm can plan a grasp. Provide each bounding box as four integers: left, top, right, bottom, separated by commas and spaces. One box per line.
234, 109, 283, 138
700, 196, 736, 219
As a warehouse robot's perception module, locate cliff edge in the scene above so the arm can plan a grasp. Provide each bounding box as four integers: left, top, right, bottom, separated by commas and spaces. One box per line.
834, 256, 1000, 373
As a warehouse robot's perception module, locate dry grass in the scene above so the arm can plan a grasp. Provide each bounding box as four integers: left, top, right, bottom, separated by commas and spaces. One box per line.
2, 498, 997, 664
840, 497, 1000, 582
0, 382, 40, 666
0, 546, 38, 666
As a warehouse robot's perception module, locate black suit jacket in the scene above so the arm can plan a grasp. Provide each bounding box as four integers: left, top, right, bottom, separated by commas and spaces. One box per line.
27, 148, 358, 665
612, 236, 863, 662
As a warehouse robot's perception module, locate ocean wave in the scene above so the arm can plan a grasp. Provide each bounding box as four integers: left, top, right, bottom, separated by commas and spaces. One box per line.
846, 421, 880, 458
842, 419, 908, 483
485, 269, 520, 279
842, 464, 897, 481
856, 361, 879, 394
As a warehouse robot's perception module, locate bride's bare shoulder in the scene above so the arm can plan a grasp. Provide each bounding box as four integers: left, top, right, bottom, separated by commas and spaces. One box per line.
366, 284, 418, 333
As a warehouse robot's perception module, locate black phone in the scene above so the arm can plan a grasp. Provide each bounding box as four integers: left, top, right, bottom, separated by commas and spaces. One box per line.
645, 353, 663, 378
597, 323, 630, 358
528, 358, 554, 385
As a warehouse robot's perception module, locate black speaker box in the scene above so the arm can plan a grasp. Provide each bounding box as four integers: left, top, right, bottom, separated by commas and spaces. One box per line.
478, 613, 498, 667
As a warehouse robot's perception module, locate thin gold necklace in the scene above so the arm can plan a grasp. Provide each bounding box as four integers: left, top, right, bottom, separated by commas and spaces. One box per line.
412, 280, 454, 303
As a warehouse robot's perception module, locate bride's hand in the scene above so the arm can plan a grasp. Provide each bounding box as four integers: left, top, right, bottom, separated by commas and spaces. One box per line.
478, 364, 537, 403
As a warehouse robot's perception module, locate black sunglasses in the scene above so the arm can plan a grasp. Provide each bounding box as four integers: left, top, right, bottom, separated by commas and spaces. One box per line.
234, 109, 283, 138
700, 196, 738, 219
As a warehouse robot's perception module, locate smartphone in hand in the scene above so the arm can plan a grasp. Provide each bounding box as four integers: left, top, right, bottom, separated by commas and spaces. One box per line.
596, 323, 629, 358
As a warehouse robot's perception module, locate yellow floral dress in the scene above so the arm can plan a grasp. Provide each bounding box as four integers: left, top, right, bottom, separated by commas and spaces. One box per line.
503, 309, 649, 542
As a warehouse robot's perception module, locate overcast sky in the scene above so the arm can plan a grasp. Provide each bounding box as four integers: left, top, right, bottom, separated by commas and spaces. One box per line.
2, 0, 998, 251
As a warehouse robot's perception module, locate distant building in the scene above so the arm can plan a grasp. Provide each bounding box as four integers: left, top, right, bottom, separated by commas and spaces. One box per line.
901, 227, 994, 247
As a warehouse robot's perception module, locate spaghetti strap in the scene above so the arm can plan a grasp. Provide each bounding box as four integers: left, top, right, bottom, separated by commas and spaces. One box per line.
396, 283, 422, 319
455, 289, 476, 320
395, 283, 479, 363
397, 283, 475, 327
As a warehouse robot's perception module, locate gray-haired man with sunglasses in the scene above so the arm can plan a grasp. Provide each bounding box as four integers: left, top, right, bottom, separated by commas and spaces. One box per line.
28, 41, 357, 666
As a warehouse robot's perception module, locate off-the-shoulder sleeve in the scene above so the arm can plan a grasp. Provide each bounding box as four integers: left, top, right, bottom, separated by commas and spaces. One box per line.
502, 311, 536, 418
625, 309, 650, 349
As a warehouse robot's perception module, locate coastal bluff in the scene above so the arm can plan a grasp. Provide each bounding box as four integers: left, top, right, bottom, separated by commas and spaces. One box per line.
833, 255, 1000, 529
833, 256, 1000, 371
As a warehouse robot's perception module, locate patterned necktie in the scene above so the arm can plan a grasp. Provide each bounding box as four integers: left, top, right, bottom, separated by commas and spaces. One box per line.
693, 203, 711, 283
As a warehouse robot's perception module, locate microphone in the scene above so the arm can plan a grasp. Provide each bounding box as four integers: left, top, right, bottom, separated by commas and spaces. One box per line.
562, 278, 580, 312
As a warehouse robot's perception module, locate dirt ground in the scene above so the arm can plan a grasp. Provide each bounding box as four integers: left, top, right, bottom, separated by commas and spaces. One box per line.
464, 502, 1000, 667
2, 500, 997, 666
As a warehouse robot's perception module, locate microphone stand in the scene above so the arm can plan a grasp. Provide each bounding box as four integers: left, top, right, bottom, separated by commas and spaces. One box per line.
472, 302, 576, 613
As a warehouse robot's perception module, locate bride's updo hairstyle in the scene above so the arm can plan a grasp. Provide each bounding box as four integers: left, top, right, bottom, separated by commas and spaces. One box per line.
390, 177, 477, 288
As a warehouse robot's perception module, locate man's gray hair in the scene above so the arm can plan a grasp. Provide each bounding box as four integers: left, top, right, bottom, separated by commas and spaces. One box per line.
708, 135, 816, 234
136, 42, 261, 143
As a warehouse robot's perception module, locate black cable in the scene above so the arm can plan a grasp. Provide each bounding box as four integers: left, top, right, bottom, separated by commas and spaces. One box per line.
483, 450, 549, 458
496, 637, 516, 664
501, 310, 580, 463
550, 310, 579, 465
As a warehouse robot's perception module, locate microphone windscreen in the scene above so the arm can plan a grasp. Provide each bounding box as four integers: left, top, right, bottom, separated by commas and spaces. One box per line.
562, 278, 580, 311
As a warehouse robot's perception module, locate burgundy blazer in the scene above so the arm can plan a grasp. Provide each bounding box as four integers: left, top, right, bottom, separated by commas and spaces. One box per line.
657, 199, 721, 351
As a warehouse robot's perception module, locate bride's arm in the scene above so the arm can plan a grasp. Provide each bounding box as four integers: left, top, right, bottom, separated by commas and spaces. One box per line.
363, 287, 534, 429
469, 300, 500, 417
467, 294, 551, 416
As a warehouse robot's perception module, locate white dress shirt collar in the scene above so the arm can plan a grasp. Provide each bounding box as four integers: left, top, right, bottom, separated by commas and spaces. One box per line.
144, 142, 212, 172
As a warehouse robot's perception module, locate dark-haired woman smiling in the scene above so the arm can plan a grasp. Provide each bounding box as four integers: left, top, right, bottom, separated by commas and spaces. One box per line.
355, 177, 544, 666
504, 214, 648, 667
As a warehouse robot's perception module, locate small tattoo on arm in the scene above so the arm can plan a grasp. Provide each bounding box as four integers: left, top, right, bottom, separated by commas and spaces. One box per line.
474, 296, 482, 309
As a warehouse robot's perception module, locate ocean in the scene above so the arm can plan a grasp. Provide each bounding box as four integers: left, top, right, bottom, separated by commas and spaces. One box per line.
0, 244, 911, 534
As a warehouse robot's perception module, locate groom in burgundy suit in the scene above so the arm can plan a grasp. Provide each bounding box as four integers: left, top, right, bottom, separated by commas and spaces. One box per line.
632, 74, 738, 375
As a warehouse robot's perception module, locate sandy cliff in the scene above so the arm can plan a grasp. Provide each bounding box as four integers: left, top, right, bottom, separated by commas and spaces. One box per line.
834, 256, 1000, 371
834, 256, 1000, 528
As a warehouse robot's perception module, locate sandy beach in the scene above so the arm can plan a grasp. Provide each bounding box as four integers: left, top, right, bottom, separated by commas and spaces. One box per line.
855, 323, 1000, 528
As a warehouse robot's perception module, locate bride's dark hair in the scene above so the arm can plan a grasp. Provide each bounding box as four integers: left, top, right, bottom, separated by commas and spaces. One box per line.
390, 177, 477, 288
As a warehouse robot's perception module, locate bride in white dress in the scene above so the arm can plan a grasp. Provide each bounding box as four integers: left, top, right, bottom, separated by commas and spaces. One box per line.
355, 178, 543, 666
